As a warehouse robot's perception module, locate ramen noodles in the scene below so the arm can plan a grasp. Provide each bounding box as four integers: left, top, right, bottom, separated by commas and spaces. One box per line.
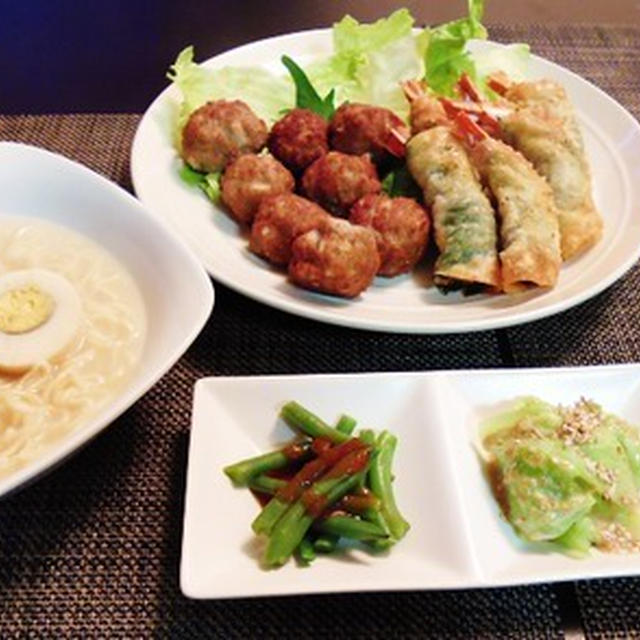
0, 215, 147, 478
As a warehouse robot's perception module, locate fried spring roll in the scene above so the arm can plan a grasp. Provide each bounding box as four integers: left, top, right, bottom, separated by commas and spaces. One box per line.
406, 127, 500, 292
468, 136, 562, 293
500, 80, 602, 260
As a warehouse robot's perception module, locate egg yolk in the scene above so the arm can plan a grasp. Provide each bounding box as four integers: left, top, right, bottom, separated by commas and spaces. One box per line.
0, 284, 55, 335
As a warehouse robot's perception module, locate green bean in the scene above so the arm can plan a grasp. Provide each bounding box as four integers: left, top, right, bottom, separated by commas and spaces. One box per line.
366, 538, 394, 552
223, 450, 289, 486
252, 495, 290, 535
246, 415, 357, 497
360, 503, 393, 552
250, 476, 385, 551
310, 415, 352, 554
224, 438, 312, 486
362, 506, 389, 534
316, 515, 389, 541
281, 401, 350, 444
356, 429, 378, 492
224, 404, 410, 568
335, 414, 357, 436
252, 438, 364, 535
358, 429, 376, 446
247, 474, 286, 495
264, 470, 365, 568
296, 535, 316, 566
313, 533, 339, 553
368, 431, 410, 540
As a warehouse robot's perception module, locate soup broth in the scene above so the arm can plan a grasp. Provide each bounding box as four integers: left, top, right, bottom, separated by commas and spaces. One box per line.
0, 215, 147, 477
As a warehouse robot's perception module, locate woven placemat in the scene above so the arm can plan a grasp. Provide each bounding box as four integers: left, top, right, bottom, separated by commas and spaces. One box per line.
1, 23, 640, 638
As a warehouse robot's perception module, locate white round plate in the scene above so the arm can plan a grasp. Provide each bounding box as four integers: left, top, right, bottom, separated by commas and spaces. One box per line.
131, 30, 640, 334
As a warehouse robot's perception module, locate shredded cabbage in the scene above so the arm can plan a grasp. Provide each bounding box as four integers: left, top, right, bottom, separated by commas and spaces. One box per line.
482, 397, 640, 556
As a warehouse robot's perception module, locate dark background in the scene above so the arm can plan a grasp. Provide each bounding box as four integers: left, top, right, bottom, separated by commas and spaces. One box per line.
3, 2, 640, 637
3, 0, 639, 114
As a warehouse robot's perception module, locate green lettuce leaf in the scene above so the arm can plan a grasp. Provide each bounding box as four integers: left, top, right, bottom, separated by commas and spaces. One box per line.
306, 8, 423, 119
472, 42, 531, 84
167, 45, 294, 135
423, 0, 488, 96
333, 8, 415, 53
179, 164, 222, 203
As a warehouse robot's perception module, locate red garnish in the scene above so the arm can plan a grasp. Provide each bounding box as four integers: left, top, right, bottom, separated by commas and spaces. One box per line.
453, 111, 489, 145
487, 71, 511, 96
457, 72, 482, 102
383, 126, 409, 158
276, 438, 364, 503
301, 447, 371, 517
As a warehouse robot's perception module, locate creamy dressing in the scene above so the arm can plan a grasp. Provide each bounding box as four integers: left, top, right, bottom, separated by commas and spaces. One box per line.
482, 397, 640, 555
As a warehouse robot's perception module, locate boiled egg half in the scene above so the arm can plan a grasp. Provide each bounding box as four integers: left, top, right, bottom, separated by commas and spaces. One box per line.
0, 268, 82, 373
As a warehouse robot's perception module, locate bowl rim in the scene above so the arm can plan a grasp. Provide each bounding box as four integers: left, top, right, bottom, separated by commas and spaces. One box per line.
0, 141, 215, 498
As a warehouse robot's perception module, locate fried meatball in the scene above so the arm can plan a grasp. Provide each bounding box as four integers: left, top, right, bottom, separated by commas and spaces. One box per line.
181, 99, 268, 173
267, 108, 329, 173
329, 103, 410, 164
221, 154, 294, 225
288, 218, 380, 298
301, 151, 381, 216
349, 193, 430, 277
250, 193, 330, 265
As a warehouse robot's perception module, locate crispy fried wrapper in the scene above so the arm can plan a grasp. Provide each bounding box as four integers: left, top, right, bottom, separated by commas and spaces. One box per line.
469, 137, 562, 293
501, 80, 603, 260
407, 127, 500, 292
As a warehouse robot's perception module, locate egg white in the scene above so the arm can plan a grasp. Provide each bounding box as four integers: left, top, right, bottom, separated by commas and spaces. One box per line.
0, 269, 82, 373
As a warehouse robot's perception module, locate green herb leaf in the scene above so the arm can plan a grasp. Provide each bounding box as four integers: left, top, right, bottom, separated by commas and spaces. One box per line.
281, 55, 335, 119
381, 165, 421, 199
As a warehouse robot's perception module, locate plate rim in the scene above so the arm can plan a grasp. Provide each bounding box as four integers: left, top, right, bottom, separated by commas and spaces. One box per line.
0, 141, 215, 499
131, 29, 640, 334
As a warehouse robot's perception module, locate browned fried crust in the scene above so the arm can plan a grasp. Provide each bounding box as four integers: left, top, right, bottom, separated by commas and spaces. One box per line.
288, 218, 380, 298
468, 138, 562, 293
249, 193, 330, 265
268, 108, 329, 173
329, 103, 409, 164
220, 154, 294, 225
301, 151, 381, 216
349, 193, 430, 277
181, 99, 268, 173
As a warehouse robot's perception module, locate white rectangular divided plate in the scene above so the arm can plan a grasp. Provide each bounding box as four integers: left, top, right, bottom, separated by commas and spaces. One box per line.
181, 364, 640, 599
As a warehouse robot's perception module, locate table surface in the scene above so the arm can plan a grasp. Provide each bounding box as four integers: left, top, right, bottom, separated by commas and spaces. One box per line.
3, 1, 640, 637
